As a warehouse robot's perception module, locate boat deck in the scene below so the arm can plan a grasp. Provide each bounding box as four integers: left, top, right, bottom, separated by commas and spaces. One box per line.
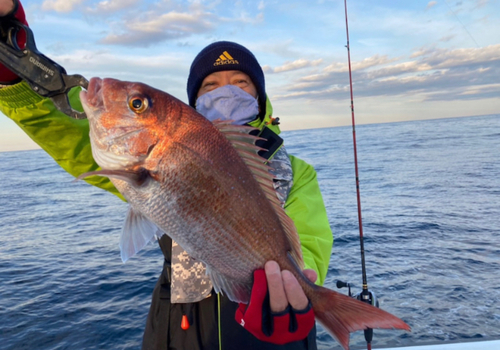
376, 339, 500, 350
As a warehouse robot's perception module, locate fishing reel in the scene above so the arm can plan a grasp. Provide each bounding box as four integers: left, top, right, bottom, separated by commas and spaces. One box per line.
337, 280, 379, 344
336, 280, 379, 307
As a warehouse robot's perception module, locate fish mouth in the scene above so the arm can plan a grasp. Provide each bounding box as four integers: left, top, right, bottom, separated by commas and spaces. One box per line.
80, 77, 104, 111
80, 77, 106, 149
80, 77, 105, 152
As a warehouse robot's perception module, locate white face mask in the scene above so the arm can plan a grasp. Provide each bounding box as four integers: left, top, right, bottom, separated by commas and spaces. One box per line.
195, 85, 259, 125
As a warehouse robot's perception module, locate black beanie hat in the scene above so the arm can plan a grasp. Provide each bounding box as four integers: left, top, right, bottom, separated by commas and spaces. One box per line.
187, 41, 266, 117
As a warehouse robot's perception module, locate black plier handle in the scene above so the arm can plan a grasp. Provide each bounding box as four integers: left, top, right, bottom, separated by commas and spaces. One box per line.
0, 19, 88, 119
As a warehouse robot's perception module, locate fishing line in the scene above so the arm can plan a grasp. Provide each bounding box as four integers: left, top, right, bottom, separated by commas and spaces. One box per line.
442, 0, 480, 48
343, 1, 373, 349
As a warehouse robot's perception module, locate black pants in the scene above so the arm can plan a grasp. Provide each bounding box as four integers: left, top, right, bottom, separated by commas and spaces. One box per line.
141, 257, 317, 350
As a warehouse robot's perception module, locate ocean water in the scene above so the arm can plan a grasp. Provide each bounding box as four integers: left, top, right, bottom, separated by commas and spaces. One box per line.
0, 114, 499, 350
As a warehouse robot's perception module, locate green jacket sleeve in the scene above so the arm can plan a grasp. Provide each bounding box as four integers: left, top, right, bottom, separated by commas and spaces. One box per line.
285, 155, 333, 286
0, 81, 123, 200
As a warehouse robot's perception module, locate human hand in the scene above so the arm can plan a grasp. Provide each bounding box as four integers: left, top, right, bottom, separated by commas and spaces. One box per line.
265, 260, 317, 313
234, 261, 316, 344
0, 0, 27, 84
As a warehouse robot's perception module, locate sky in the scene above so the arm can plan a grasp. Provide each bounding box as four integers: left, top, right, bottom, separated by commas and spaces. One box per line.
0, 0, 499, 151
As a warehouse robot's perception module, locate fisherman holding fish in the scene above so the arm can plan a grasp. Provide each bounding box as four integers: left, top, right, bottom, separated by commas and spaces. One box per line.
0, 1, 409, 349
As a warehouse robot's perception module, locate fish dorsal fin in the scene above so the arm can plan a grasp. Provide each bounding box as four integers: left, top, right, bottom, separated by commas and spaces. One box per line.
213, 120, 304, 269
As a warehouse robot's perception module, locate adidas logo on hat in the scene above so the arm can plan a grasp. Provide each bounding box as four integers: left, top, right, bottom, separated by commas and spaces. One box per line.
214, 51, 239, 66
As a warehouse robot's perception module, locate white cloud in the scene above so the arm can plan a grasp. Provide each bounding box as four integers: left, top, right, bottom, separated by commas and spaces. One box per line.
42, 0, 85, 13
426, 1, 438, 11
47, 48, 192, 100
273, 44, 500, 103
100, 10, 214, 46
353, 55, 400, 71
86, 0, 140, 14
439, 34, 456, 42
423, 44, 500, 68
475, 0, 489, 9
264, 59, 323, 74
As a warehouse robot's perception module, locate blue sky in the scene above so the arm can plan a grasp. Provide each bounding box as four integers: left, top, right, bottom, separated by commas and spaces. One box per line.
1, 0, 499, 151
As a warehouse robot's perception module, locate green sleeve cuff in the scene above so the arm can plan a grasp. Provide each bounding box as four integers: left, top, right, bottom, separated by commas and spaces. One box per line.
0, 81, 45, 107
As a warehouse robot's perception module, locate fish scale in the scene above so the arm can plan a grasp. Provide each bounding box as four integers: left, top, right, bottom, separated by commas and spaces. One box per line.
154, 175, 264, 278
156, 160, 279, 273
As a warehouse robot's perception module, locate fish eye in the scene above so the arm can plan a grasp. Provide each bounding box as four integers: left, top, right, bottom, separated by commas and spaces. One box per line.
128, 96, 149, 113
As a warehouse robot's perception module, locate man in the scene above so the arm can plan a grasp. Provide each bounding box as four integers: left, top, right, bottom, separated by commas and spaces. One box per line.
0, 2, 333, 349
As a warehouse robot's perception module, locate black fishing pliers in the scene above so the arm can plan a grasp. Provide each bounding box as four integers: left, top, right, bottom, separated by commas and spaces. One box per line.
0, 19, 88, 119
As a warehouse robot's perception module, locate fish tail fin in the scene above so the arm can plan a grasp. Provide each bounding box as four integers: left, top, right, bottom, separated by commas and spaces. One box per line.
312, 286, 410, 350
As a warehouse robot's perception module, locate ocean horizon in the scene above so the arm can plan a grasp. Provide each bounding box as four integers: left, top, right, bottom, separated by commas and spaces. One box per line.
0, 113, 496, 154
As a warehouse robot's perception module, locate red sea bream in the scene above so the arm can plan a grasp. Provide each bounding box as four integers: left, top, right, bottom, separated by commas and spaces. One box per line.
79, 77, 410, 350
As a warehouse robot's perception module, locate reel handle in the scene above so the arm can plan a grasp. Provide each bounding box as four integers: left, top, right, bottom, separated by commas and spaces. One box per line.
336, 280, 352, 297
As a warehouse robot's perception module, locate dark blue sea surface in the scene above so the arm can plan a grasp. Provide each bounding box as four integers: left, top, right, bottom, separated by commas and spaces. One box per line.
1, 115, 499, 349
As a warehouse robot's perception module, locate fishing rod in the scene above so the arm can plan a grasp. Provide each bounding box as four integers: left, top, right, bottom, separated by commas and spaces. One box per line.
337, 1, 378, 349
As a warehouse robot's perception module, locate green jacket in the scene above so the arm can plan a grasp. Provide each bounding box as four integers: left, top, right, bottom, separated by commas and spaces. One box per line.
0, 81, 333, 285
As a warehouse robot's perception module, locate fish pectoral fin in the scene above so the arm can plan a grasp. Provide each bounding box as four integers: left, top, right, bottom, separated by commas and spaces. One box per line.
206, 266, 252, 304
77, 168, 150, 186
120, 205, 160, 262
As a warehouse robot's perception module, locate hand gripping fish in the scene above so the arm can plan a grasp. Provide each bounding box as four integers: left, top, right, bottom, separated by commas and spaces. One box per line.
79, 77, 410, 350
